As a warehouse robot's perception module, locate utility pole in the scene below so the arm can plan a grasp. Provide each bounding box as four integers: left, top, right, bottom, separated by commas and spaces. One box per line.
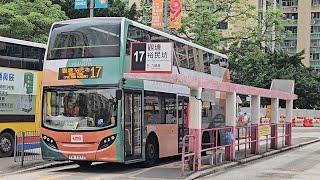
89, 0, 94, 18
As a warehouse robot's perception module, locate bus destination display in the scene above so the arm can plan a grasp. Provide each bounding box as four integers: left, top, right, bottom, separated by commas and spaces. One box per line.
58, 66, 103, 80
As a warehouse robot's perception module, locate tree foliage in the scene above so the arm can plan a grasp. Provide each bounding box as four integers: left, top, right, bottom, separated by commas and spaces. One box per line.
175, 0, 318, 108
52, 0, 140, 20
0, 0, 68, 43
171, 0, 289, 51
228, 41, 320, 109
173, 0, 256, 50
0, 0, 140, 43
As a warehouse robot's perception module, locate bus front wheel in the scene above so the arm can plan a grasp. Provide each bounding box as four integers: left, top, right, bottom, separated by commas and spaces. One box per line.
0, 132, 14, 157
143, 137, 159, 167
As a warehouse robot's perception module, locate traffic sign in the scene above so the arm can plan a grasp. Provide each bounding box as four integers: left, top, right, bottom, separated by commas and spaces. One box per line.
95, 0, 108, 9
75, 0, 88, 9
130, 42, 173, 73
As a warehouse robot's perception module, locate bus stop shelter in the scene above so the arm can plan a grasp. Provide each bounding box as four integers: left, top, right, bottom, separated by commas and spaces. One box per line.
124, 71, 297, 172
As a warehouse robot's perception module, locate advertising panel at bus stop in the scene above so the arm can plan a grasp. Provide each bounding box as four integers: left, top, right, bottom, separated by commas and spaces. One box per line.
130, 42, 173, 73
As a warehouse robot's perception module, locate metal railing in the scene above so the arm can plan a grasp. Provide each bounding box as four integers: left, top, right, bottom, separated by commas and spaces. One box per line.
235, 123, 291, 158
181, 127, 234, 177
201, 127, 233, 164
181, 123, 292, 176
277, 122, 291, 148
181, 135, 196, 177
235, 124, 259, 158
14, 131, 41, 166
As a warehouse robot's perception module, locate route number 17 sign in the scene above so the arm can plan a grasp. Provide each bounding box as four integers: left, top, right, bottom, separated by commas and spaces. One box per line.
130, 42, 173, 73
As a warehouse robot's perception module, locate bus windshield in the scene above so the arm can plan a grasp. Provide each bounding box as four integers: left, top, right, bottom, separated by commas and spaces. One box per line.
47, 20, 121, 60
43, 89, 118, 131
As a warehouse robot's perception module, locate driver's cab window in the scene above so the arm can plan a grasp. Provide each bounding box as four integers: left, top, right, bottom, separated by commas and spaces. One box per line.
44, 89, 118, 130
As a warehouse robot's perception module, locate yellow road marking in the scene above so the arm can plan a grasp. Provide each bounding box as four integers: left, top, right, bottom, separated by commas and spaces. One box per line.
37, 174, 70, 180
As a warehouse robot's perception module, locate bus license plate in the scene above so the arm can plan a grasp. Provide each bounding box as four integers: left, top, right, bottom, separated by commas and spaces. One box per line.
68, 154, 86, 160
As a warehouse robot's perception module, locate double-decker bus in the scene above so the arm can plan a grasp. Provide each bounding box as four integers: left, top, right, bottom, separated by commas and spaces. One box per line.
0, 36, 45, 157
41, 17, 229, 166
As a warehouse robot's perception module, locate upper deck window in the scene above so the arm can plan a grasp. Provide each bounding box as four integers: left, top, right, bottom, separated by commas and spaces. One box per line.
47, 21, 121, 60
0, 41, 44, 70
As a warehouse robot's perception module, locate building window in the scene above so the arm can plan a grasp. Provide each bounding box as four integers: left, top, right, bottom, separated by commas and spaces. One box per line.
312, 12, 320, 19
284, 40, 297, 47
281, 0, 298, 6
311, 26, 320, 33
312, 0, 320, 6
310, 53, 320, 60
285, 26, 297, 33
284, 13, 298, 20
311, 39, 320, 46
314, 68, 320, 73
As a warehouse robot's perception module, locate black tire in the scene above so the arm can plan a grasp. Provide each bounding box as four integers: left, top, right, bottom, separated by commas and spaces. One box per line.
0, 132, 14, 157
143, 137, 158, 167
75, 161, 92, 168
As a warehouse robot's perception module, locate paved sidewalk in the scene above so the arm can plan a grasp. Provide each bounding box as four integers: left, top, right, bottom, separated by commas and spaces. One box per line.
0, 156, 72, 175
188, 127, 320, 179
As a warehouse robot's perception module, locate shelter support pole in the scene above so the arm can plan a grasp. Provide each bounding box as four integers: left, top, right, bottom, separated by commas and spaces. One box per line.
285, 100, 293, 146
225, 92, 236, 161
250, 95, 260, 154
271, 98, 279, 149
189, 88, 202, 171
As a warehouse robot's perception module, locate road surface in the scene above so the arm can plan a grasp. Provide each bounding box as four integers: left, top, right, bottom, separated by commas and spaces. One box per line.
1, 156, 183, 180
1, 127, 320, 180
201, 141, 320, 180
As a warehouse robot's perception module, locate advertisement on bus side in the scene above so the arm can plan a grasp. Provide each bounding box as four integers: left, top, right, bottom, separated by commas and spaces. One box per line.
0, 67, 37, 115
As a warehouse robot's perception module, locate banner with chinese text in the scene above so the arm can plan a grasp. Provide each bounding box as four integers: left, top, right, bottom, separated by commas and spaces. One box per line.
95, 0, 108, 9
169, 0, 182, 29
151, 0, 164, 29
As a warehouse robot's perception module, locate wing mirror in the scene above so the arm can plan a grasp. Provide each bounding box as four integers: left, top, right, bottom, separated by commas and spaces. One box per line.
116, 90, 122, 100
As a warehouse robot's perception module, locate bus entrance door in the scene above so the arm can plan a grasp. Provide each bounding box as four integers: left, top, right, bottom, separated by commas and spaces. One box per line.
178, 96, 189, 153
124, 91, 143, 160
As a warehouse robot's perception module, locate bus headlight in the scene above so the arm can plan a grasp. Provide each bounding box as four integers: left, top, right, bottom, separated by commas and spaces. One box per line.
42, 135, 58, 149
98, 134, 116, 150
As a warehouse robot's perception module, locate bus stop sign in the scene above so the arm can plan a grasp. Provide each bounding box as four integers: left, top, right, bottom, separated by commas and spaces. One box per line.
130, 42, 173, 73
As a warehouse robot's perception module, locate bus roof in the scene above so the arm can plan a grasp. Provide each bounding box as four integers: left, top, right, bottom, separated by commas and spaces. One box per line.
126, 19, 228, 59
0, 36, 47, 49
52, 17, 228, 59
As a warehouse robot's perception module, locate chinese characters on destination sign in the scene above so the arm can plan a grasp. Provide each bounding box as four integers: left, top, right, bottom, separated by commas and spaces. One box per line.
58, 66, 103, 80
131, 42, 173, 73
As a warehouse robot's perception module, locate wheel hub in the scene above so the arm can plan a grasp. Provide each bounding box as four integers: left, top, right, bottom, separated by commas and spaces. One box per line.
148, 144, 155, 158
0, 137, 12, 152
